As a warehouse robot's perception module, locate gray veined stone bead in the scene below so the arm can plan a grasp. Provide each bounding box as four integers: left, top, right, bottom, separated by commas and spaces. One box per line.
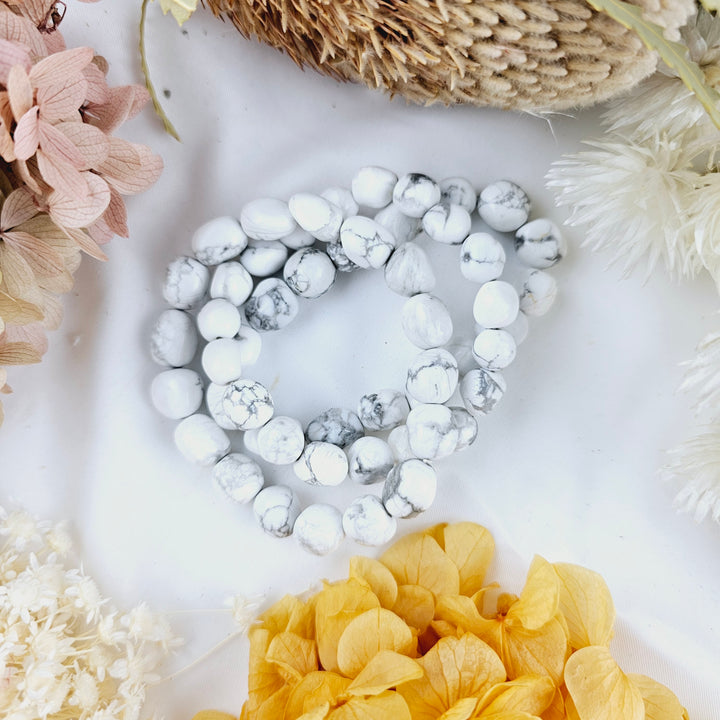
519, 269, 558, 316
221, 378, 274, 430
460, 368, 507, 415
288, 192, 343, 242
306, 408, 364, 448
351, 166, 397, 208
257, 416, 305, 464
382, 459, 437, 518
245, 278, 299, 332
253, 485, 300, 538
406, 348, 459, 404
460, 233, 506, 284
406, 404, 459, 460
422, 202, 472, 245
280, 227, 316, 250
326, 241, 358, 272
197, 298, 242, 341
206, 382, 240, 430
472, 329, 517, 370
293, 441, 349, 486
343, 495, 397, 546
478, 180, 530, 232
210, 261, 254, 307
384, 242, 436, 297
515, 219, 566, 269
340, 215, 397, 269
440, 177, 477, 213
240, 198, 297, 241
401, 294, 453, 350
174, 414, 230, 467
150, 309, 198, 367
374, 202, 422, 245
191, 216, 248, 266
162, 256, 209, 309
357, 389, 409, 431
283, 247, 337, 299
347, 436, 395, 485
449, 407, 478, 452
321, 186, 359, 219
293, 504, 345, 555
388, 424, 414, 462
392, 173, 441, 218
239, 239, 288, 277
212, 453, 264, 504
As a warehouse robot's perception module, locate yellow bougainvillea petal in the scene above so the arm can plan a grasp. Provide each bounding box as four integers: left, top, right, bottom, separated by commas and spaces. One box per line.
422, 523, 449, 547
552, 562, 615, 650
564, 646, 645, 720
260, 595, 307, 636
438, 697, 478, 720
540, 687, 566, 720
191, 712, 236, 720
337, 607, 416, 678
442, 523, 495, 596
266, 632, 318, 682
434, 594, 499, 645
506, 557, 559, 631
477, 675, 555, 716
284, 671, 351, 720
502, 618, 569, 684
627, 673, 688, 720
380, 532, 460, 597
328, 692, 412, 720
393, 584, 435, 634
315, 579, 380, 673
349, 556, 399, 609
479, 713, 544, 719
297, 703, 331, 720
347, 651, 423, 696
247, 628, 285, 713
256, 685, 292, 720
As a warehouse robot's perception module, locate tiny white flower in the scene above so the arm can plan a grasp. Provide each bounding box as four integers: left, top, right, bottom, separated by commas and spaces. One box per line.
225, 594, 263, 632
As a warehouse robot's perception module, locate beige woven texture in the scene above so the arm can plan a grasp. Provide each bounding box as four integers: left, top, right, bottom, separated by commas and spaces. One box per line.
206, 0, 695, 110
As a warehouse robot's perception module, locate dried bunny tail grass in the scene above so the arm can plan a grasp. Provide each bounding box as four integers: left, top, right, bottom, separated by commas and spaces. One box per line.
679, 331, 720, 416
204, 0, 694, 111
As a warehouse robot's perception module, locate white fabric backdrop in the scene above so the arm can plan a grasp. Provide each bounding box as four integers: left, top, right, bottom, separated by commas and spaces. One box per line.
1, 2, 719, 718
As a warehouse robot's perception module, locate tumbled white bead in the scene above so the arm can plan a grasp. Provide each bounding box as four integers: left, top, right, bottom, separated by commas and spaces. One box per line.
340, 215, 396, 269
393, 173, 441, 218
210, 261, 254, 307
234, 324, 262, 366
357, 389, 409, 431
150, 309, 198, 367
321, 186, 359, 219
401, 294, 453, 349
450, 407, 478, 451
519, 269, 558, 317
374, 203, 421, 245
151, 368, 203, 419
240, 239, 288, 277
293, 441, 349, 486
253, 485, 300, 538
343, 495, 397, 546
384, 242, 436, 297
472, 329, 517, 370
473, 280, 519, 329
406, 404, 459, 460
406, 348, 459, 404
174, 414, 230, 466
326, 241, 357, 273
351, 166, 397, 208
222, 378, 274, 430
515, 219, 566, 268
212, 453, 264, 503
460, 233, 506, 284
460, 369, 507, 415
257, 415, 305, 464
245, 278, 299, 332
294, 504, 345, 555
347, 437, 395, 485
289, 193, 343, 242
504, 310, 529, 345
306, 408, 364, 447
201, 338, 244, 385
192, 216, 248, 266
388, 424, 414, 462
478, 180, 531, 232
163, 256, 209, 309
440, 177, 477, 213
422, 203, 472, 245
240, 198, 296, 241
197, 298, 242, 341
283, 248, 337, 299
206, 382, 239, 430
280, 227, 315, 250
382, 459, 437, 518
446, 333, 476, 375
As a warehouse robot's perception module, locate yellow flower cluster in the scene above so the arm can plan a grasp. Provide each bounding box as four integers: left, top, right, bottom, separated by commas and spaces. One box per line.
197, 523, 688, 720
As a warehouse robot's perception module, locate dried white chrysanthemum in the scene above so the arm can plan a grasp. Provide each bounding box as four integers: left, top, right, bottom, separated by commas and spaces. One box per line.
678, 330, 720, 414
0, 506, 180, 720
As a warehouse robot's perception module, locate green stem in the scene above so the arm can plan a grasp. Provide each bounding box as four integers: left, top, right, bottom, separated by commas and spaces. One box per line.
140, 0, 181, 141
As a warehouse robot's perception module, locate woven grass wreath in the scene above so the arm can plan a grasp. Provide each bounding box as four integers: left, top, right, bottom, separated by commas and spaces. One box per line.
205, 0, 695, 111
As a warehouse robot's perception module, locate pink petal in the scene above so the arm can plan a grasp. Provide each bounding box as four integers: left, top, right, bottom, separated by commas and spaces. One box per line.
7, 62, 33, 122
4, 322, 49, 356
48, 172, 110, 228
1, 187, 37, 229
0, 12, 47, 60
3, 229, 67, 277
87, 215, 115, 245
0, 116, 15, 162
103, 186, 128, 237
37, 73, 87, 123
13, 106, 40, 161
83, 85, 138, 134
65, 226, 108, 261
55, 121, 109, 169
40, 289, 63, 331
30, 46, 94, 88
83, 61, 109, 105
98, 138, 163, 195
42, 29, 66, 55
36, 148, 89, 199
38, 119, 85, 168
0, 39, 31, 86
13, 158, 43, 195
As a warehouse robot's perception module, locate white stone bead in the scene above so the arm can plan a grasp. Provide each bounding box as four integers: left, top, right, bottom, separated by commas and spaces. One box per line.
234, 324, 262, 366
306, 408, 364, 448
289, 193, 343, 242
240, 239, 288, 277
473, 280, 519, 329
163, 256, 209, 309
151, 368, 203, 419
472, 329, 517, 370
257, 415, 305, 464
393, 173, 441, 218
406, 404, 459, 460
450, 407, 478, 451
244, 427, 260, 455
206, 382, 239, 430
519, 270, 557, 317
478, 180, 531, 232
321, 186, 359, 219
294, 441, 348, 486
192, 216, 248, 266
515, 219, 565, 268
343, 495, 397, 546
384, 242, 435, 297
222, 378, 274, 430
150, 309, 198, 367
351, 166, 397, 208
347, 436, 395, 485
440, 177, 477, 213
210, 261, 254, 307
446, 333, 476, 375
280, 227, 316, 250
340, 215, 396, 269
253, 485, 300, 538
240, 198, 296, 241
460, 233, 506, 284
283, 248, 337, 299
460, 369, 506, 415
422, 203, 472, 245
406, 348, 459, 404
294, 504, 345, 555
374, 203, 421, 244
197, 298, 242, 341
357, 389, 409, 431
245, 278, 299, 332
504, 310, 529, 345
174, 414, 230, 466
401, 294, 453, 349
212, 453, 264, 503
388, 425, 414, 462
382, 459, 437, 518
201, 338, 244, 385
326, 241, 358, 272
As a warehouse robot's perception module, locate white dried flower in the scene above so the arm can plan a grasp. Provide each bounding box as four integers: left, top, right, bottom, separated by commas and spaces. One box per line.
679, 330, 720, 414
225, 594, 263, 632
